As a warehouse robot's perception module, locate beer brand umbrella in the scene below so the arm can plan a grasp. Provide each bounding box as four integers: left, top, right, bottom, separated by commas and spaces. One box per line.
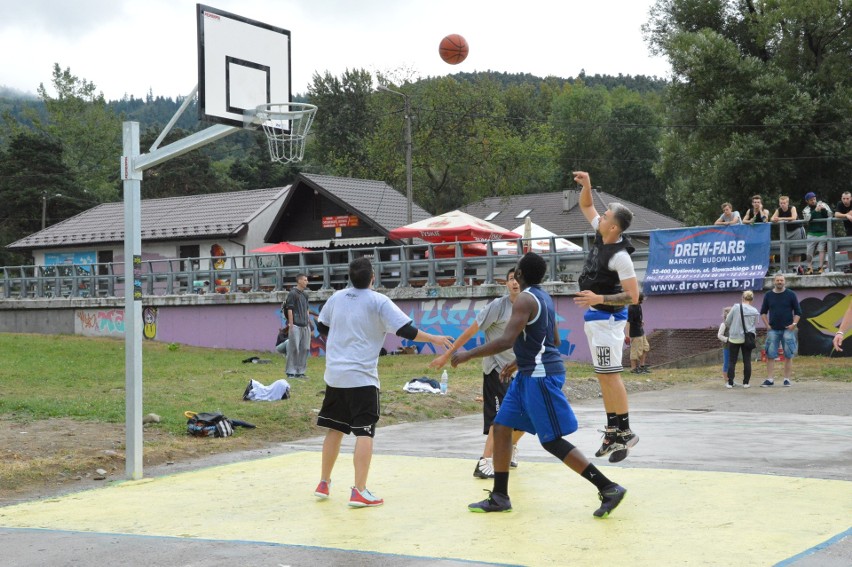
250, 242, 312, 254
388, 210, 521, 243
492, 221, 582, 255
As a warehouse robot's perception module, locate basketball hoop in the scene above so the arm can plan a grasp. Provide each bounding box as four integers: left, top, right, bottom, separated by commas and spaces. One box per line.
252, 102, 317, 164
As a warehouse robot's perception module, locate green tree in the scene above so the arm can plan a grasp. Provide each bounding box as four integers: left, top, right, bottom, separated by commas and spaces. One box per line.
228, 135, 302, 190
550, 83, 614, 188
139, 127, 239, 199
0, 131, 88, 265
23, 65, 123, 203
307, 68, 377, 176
644, 0, 852, 225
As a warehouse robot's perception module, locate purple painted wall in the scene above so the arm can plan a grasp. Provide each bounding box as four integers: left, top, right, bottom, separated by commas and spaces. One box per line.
140, 288, 852, 362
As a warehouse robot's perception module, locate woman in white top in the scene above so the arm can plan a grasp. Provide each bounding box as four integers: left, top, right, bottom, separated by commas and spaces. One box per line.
724, 290, 760, 388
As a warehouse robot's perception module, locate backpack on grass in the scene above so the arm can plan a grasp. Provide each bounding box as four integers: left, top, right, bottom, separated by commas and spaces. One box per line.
185, 411, 233, 438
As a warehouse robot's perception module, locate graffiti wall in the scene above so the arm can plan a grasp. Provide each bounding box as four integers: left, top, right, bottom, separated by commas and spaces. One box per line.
67, 288, 851, 360
75, 309, 125, 336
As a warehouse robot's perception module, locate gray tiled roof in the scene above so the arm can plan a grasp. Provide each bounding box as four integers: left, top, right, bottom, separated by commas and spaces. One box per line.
298, 174, 431, 234
8, 187, 287, 250
461, 190, 683, 237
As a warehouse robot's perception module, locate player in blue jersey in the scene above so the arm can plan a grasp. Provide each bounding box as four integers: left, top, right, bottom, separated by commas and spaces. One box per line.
452, 252, 626, 518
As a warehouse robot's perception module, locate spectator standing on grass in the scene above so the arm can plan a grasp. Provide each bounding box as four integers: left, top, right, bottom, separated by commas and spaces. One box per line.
759, 274, 801, 387
625, 294, 650, 374
724, 291, 759, 389
718, 306, 732, 383
286, 274, 313, 378
715, 202, 742, 226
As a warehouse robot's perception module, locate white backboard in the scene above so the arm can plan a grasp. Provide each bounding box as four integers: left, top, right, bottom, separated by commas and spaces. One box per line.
197, 4, 291, 128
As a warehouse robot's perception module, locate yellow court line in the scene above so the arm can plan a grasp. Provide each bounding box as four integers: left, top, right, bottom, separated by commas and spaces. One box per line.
0, 452, 849, 566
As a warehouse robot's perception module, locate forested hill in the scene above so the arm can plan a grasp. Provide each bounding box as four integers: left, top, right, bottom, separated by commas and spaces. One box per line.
1, 71, 664, 128
448, 70, 668, 94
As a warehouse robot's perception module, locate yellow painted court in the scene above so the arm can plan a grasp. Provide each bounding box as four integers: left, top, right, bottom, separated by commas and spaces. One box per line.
0, 452, 848, 566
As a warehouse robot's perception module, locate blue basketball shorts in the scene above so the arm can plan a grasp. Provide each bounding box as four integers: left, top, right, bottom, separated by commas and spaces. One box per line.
494, 372, 578, 443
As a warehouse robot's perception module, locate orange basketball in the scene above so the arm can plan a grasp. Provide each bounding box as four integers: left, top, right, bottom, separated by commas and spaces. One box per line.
439, 34, 469, 65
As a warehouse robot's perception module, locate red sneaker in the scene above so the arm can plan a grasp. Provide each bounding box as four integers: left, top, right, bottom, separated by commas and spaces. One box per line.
349, 486, 384, 508
314, 480, 330, 499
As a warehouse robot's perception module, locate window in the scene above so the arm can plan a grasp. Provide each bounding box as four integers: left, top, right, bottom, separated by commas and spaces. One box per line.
179, 245, 200, 271
484, 211, 499, 221
515, 209, 532, 219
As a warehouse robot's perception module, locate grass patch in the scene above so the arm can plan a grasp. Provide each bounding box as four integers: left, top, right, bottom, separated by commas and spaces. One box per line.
0, 332, 848, 498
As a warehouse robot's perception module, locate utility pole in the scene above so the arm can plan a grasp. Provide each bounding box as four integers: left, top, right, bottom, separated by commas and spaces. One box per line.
377, 85, 413, 225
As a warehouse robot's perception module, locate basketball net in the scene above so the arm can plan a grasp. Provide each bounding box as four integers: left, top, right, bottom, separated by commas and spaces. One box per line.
253, 103, 317, 164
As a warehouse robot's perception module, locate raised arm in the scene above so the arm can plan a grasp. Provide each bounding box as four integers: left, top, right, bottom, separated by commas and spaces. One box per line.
573, 171, 599, 225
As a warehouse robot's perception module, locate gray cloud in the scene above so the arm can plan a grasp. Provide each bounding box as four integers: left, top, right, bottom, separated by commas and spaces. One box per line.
0, 0, 128, 37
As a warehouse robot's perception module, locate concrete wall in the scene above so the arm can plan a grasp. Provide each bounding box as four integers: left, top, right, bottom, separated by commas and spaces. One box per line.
3, 280, 850, 362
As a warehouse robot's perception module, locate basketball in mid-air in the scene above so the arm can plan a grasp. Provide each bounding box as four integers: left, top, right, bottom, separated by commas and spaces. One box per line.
439, 34, 469, 65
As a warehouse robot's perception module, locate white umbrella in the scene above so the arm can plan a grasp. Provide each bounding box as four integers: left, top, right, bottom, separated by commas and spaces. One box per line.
493, 222, 582, 255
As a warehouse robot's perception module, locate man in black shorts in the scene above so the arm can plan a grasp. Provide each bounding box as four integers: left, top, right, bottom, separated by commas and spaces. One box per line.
313, 258, 451, 507
431, 268, 525, 479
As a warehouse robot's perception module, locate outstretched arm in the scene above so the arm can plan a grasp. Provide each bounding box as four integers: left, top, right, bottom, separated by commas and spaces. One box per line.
430, 321, 480, 369
396, 322, 454, 350
452, 294, 534, 367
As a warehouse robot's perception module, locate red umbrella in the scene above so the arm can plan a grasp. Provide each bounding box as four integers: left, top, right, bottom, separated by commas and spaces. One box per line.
388, 210, 521, 243
250, 242, 312, 254
427, 242, 489, 259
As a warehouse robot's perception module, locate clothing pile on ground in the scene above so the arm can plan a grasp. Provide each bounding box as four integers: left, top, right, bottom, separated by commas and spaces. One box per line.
243, 378, 290, 401
402, 377, 442, 394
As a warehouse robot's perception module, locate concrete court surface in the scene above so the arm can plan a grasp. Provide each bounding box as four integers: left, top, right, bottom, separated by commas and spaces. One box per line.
0, 380, 850, 567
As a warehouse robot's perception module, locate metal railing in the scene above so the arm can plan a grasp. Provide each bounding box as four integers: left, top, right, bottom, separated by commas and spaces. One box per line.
2, 221, 850, 300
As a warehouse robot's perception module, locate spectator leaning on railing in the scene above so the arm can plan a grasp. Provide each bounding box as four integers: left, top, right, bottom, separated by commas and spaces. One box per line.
771, 195, 805, 274
714, 202, 742, 226
742, 195, 769, 224
834, 191, 852, 273
802, 192, 832, 275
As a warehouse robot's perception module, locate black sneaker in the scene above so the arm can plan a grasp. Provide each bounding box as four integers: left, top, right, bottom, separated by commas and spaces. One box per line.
468, 490, 512, 513
594, 484, 627, 518
640, 366, 651, 374
242, 380, 253, 401
608, 430, 639, 463
595, 427, 619, 458
473, 457, 494, 479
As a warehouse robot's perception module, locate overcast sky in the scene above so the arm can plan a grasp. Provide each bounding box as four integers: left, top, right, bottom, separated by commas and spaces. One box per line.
0, 0, 669, 101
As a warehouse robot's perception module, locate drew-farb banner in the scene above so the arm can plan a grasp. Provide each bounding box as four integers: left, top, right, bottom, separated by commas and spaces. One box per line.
643, 224, 770, 295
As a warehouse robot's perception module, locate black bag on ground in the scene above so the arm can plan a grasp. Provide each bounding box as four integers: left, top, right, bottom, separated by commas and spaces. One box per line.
185, 411, 233, 437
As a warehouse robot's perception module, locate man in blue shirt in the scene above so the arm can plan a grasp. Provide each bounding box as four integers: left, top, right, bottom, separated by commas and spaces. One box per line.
452, 252, 626, 519
759, 274, 802, 386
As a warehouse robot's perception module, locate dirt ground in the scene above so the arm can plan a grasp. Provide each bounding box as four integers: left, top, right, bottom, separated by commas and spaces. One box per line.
4, 374, 848, 505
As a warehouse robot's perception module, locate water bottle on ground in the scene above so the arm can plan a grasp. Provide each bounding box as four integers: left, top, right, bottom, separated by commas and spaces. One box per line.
440, 369, 448, 394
